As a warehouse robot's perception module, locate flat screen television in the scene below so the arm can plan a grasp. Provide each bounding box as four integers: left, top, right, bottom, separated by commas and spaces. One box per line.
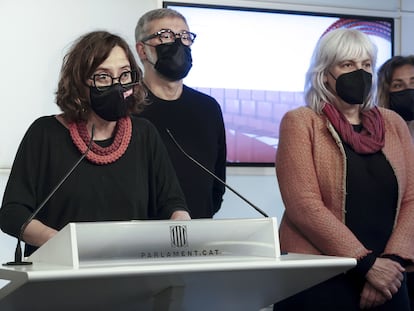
163, 1, 394, 166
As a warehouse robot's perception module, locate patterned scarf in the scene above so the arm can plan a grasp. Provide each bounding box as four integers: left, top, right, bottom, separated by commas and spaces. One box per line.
322, 103, 385, 154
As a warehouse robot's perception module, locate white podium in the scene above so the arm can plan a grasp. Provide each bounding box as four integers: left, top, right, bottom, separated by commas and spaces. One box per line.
0, 218, 356, 311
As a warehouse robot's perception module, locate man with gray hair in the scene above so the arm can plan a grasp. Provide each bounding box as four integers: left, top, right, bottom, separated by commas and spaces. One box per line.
134, 8, 226, 219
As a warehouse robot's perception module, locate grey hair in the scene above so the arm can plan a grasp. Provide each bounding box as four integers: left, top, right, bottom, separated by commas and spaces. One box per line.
135, 8, 188, 43
304, 28, 378, 113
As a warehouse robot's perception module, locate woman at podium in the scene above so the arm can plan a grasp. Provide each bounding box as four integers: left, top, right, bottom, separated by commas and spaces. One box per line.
0, 31, 191, 257
274, 28, 414, 310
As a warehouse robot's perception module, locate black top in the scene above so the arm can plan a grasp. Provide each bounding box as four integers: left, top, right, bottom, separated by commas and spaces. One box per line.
138, 85, 226, 218
0, 116, 187, 256
344, 125, 398, 275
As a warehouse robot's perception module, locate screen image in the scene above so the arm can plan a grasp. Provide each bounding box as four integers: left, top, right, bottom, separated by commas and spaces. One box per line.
164, 2, 394, 166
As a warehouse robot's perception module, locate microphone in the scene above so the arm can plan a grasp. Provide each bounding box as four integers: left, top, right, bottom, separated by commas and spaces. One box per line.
166, 129, 269, 218
3, 124, 95, 266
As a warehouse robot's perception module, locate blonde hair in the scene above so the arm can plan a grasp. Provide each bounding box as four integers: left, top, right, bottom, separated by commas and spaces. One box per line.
304, 28, 378, 113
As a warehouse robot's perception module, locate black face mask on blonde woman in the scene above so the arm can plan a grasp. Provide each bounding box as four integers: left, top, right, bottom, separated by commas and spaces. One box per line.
330, 69, 372, 104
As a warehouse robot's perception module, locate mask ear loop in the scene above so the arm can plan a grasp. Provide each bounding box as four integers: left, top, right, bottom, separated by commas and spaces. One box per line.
328, 71, 337, 80
140, 42, 157, 67
323, 72, 338, 101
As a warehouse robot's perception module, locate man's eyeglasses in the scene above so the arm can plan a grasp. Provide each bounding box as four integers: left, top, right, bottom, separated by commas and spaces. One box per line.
90, 71, 138, 91
141, 29, 196, 46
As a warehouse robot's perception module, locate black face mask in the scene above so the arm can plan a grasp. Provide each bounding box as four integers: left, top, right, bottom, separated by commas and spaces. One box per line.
89, 84, 133, 121
154, 39, 192, 81
331, 69, 372, 105
389, 89, 414, 121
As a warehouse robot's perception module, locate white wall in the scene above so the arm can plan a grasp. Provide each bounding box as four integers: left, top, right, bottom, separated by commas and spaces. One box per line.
1, 0, 413, 264
0, 0, 158, 265
0, 171, 14, 265
0, 0, 157, 168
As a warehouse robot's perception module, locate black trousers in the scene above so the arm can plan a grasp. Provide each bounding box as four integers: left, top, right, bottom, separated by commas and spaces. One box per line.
273, 272, 410, 311
407, 272, 414, 310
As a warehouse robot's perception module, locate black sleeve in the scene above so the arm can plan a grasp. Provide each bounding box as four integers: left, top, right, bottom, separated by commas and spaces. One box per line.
212, 102, 226, 215
0, 118, 45, 238
381, 254, 412, 267
143, 119, 189, 219
352, 253, 412, 279
352, 253, 377, 277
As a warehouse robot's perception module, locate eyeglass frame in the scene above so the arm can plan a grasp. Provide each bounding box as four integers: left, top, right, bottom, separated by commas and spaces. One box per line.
141, 28, 197, 46
89, 70, 139, 91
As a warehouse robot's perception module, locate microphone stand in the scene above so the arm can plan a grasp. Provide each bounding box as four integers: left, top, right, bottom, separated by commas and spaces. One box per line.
3, 125, 95, 266
166, 129, 269, 218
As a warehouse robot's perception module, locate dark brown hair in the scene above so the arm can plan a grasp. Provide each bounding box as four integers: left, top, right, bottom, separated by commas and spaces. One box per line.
56, 31, 146, 122
377, 55, 414, 108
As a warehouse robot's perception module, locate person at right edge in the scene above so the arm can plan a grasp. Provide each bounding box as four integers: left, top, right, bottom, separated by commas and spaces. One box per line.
134, 8, 226, 219
274, 28, 414, 310
377, 54, 414, 310
377, 55, 414, 141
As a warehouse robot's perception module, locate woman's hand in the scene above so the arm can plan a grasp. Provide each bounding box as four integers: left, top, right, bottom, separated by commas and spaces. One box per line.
365, 257, 404, 299
23, 219, 58, 247
170, 210, 191, 220
360, 281, 387, 309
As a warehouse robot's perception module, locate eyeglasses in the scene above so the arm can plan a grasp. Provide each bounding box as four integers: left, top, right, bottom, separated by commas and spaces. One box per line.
90, 71, 138, 91
141, 29, 196, 46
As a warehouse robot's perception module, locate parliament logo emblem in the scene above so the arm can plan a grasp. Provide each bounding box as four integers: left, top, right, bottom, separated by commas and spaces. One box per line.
170, 225, 188, 248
